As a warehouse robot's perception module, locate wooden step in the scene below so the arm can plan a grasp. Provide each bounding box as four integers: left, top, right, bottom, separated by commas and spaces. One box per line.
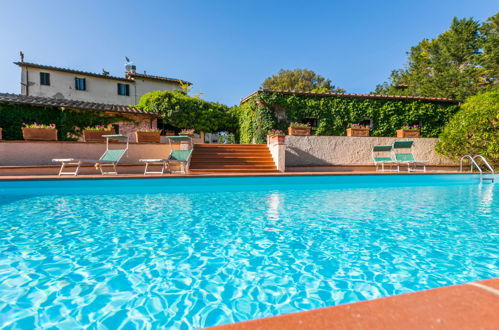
190, 165, 277, 170
190, 144, 276, 173
189, 168, 278, 173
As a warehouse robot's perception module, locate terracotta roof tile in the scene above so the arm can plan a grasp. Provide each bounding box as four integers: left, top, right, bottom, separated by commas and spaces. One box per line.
240, 89, 459, 104
15, 62, 131, 82
0, 93, 159, 117
15, 62, 190, 85
126, 72, 191, 85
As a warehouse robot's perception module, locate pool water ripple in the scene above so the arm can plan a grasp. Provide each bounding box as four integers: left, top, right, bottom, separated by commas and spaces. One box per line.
0, 177, 498, 328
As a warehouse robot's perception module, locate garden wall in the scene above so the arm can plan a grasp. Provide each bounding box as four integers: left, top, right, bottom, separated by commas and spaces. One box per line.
0, 141, 174, 166
285, 136, 456, 166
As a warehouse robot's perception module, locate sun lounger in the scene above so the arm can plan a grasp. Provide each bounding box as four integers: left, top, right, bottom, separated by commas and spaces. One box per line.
372, 145, 399, 172
140, 150, 192, 175
139, 136, 193, 175
393, 140, 428, 172
53, 135, 129, 175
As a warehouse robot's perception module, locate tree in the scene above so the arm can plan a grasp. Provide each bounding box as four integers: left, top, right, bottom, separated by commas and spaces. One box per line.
261, 69, 344, 93
435, 89, 499, 164
136, 90, 237, 133
375, 14, 498, 100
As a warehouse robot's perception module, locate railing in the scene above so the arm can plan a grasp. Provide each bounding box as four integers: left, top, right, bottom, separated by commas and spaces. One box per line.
460, 154, 495, 182
473, 155, 495, 182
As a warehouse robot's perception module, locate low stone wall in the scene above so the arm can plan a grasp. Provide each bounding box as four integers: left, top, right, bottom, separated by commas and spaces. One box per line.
285, 136, 455, 166
0, 141, 174, 166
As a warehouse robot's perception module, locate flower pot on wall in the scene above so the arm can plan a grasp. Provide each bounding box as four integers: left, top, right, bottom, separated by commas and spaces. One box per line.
22, 128, 58, 141
288, 127, 311, 136
267, 135, 286, 144
396, 129, 420, 138
136, 131, 161, 143
346, 128, 370, 137
83, 130, 112, 142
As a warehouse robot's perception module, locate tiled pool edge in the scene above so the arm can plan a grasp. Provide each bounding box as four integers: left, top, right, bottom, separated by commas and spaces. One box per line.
208, 278, 499, 330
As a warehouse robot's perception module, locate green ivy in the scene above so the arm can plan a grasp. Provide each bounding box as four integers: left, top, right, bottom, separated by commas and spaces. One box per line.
235, 92, 460, 143
0, 104, 127, 140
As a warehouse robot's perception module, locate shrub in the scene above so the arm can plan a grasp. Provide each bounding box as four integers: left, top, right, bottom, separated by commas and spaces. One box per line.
136, 90, 237, 134
435, 89, 499, 164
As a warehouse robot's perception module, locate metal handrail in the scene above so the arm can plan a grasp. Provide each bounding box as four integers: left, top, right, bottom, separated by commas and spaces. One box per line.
460, 155, 481, 174
473, 155, 495, 182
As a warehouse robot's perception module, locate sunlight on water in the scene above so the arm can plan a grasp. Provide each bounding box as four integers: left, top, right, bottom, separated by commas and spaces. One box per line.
0, 176, 497, 328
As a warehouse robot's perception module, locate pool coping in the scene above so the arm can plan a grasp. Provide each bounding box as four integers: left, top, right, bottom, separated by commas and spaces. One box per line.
0, 171, 477, 181
208, 277, 499, 330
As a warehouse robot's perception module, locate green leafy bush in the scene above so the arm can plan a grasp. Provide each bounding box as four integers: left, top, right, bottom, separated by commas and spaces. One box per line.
235, 91, 459, 143
436, 89, 499, 164
136, 90, 237, 133
0, 104, 125, 140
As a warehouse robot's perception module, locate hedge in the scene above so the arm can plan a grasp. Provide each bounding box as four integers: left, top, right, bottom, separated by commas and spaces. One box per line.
0, 103, 126, 140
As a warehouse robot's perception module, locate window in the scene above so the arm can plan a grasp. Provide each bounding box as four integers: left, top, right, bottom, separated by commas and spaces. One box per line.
40, 72, 50, 86
117, 83, 130, 96
75, 77, 86, 91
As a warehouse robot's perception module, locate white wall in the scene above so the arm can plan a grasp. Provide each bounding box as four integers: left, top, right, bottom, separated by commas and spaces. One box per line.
285, 136, 456, 166
21, 67, 181, 105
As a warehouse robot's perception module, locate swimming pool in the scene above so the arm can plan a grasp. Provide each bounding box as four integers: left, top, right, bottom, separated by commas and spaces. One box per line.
0, 175, 497, 328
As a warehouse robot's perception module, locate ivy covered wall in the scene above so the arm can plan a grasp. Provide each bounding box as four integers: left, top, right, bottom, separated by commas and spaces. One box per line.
234, 92, 460, 143
0, 103, 127, 140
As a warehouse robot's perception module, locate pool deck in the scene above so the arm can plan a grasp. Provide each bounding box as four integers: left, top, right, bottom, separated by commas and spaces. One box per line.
209, 277, 499, 330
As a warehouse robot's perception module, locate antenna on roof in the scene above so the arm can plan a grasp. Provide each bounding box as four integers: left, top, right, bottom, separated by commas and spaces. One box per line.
102, 69, 109, 76
124, 56, 136, 74
19, 51, 24, 63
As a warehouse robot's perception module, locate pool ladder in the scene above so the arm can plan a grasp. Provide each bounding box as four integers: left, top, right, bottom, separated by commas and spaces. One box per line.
460, 155, 495, 182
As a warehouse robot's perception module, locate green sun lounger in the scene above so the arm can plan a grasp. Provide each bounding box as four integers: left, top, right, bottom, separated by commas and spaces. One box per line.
139, 136, 193, 175
393, 140, 428, 172
140, 149, 192, 175
53, 135, 129, 175
372, 145, 400, 172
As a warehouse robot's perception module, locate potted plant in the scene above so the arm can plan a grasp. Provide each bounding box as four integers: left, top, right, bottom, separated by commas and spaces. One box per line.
397, 125, 420, 138
288, 122, 311, 136
267, 129, 286, 144
136, 128, 162, 143
83, 124, 115, 142
22, 123, 58, 141
346, 123, 370, 137
179, 128, 195, 138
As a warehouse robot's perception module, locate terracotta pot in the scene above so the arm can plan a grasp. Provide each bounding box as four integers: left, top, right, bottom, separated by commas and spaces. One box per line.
136, 131, 161, 143
163, 132, 175, 136
346, 128, 370, 137
288, 127, 311, 136
267, 135, 286, 144
397, 129, 420, 138
22, 127, 58, 141
83, 130, 113, 142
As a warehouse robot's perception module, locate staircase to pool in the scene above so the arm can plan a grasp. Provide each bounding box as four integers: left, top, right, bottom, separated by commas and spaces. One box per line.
189, 144, 278, 174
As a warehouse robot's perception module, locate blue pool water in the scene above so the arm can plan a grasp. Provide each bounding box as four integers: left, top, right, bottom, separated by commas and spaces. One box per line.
0, 175, 497, 329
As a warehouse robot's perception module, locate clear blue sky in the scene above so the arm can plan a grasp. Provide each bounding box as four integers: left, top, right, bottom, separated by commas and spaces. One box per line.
0, 0, 497, 105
